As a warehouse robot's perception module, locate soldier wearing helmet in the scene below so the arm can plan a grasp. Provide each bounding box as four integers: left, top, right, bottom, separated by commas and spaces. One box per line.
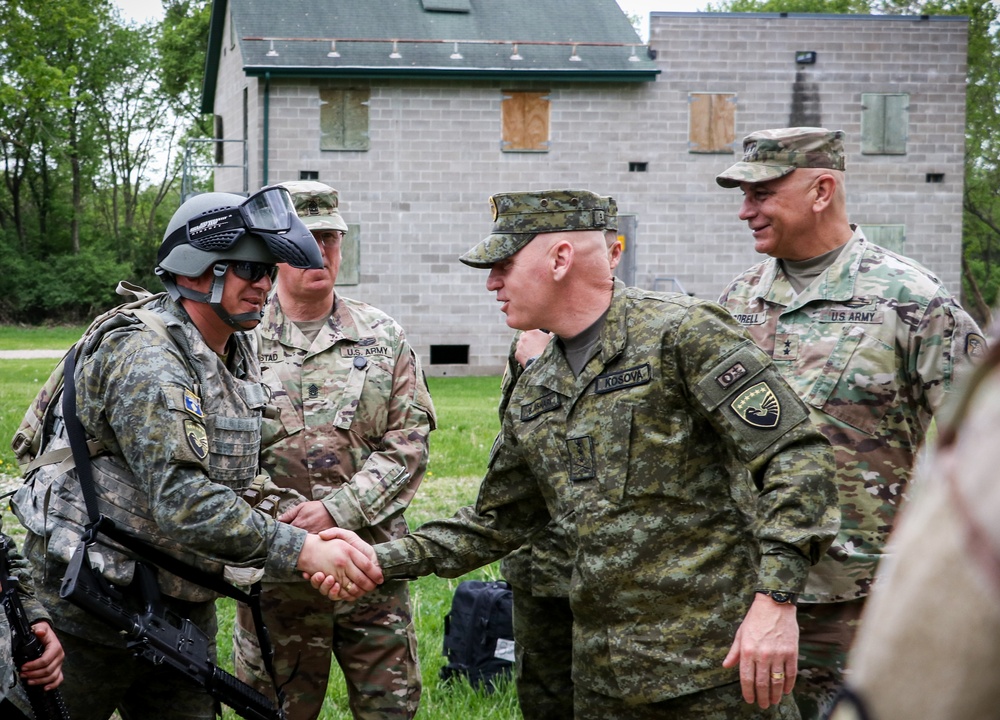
15, 188, 382, 720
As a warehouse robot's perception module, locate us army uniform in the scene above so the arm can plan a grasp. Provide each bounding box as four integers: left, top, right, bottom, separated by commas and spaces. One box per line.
376, 278, 839, 719
232, 292, 435, 720
0, 520, 52, 720
16, 294, 307, 720
716, 128, 986, 719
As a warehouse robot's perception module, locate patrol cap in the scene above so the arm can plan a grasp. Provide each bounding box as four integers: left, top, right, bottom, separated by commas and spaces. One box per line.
277, 180, 349, 232
460, 189, 611, 268
604, 195, 618, 232
716, 127, 846, 188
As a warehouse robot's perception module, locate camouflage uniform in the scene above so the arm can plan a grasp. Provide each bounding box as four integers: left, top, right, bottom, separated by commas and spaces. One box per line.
717, 128, 986, 719
232, 288, 435, 719
375, 205, 838, 716
0, 519, 51, 719
497, 196, 618, 720
14, 294, 307, 720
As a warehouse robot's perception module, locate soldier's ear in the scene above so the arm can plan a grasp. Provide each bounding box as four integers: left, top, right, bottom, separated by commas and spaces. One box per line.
550, 239, 574, 281
812, 173, 838, 211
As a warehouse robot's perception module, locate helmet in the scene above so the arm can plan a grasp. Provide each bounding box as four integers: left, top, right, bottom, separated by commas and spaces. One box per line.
155, 188, 323, 328
157, 188, 323, 275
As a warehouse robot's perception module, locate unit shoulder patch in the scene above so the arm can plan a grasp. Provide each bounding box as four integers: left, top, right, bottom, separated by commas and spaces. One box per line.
730, 381, 781, 429
184, 419, 209, 459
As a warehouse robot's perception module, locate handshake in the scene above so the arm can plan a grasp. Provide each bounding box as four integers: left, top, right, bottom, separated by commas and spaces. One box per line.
295, 527, 383, 602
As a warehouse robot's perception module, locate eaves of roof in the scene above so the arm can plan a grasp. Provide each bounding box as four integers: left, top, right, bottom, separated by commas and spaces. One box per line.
202, 0, 658, 112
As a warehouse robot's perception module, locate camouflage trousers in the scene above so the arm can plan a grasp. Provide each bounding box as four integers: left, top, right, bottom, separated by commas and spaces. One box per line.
794, 598, 865, 720
575, 681, 801, 720
233, 578, 420, 720
510, 585, 574, 720
54, 603, 219, 720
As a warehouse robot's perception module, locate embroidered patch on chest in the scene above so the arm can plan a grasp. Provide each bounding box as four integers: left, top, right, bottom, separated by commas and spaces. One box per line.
731, 312, 767, 326
730, 382, 781, 429
184, 419, 209, 460
818, 309, 883, 324
521, 392, 562, 421
773, 334, 799, 360
566, 436, 596, 482
594, 364, 651, 394
342, 344, 392, 358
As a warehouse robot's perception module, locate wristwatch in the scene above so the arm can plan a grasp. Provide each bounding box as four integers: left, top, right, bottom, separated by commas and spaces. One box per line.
756, 589, 798, 605
524, 356, 540, 368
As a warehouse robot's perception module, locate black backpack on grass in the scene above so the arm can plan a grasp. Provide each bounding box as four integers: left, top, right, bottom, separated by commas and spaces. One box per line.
439, 579, 515, 693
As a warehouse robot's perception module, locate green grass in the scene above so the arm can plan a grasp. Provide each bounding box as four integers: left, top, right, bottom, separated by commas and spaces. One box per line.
1, 325, 518, 719
0, 324, 87, 350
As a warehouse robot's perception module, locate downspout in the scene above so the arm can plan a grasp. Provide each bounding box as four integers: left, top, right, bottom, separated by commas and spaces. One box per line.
263, 72, 270, 186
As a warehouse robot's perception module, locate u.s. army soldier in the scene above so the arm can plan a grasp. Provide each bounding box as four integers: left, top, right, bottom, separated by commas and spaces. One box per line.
311, 188, 839, 720
232, 181, 435, 720
716, 127, 986, 719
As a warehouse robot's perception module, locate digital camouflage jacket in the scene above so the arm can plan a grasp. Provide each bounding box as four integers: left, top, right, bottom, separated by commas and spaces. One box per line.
376, 281, 839, 703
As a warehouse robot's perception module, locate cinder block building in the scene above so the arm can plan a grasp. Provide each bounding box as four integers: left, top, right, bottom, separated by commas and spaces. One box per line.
202, 1, 968, 375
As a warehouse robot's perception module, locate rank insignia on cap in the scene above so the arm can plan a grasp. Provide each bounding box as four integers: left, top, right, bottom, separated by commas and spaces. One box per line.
183, 389, 204, 418
489, 196, 499, 222
184, 419, 209, 460
730, 382, 781, 429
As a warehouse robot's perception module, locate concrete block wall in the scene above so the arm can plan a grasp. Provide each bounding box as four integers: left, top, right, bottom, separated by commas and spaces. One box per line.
213, 11, 969, 375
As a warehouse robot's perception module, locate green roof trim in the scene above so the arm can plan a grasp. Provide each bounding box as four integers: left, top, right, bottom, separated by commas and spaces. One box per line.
202, 0, 657, 112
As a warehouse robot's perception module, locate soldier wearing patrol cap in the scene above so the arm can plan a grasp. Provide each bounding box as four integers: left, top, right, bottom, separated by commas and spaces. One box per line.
309, 188, 840, 719
232, 181, 436, 720
717, 127, 986, 719
496, 195, 621, 720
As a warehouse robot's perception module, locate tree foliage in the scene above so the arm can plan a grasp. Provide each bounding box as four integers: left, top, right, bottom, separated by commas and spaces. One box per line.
0, 0, 211, 323
709, 0, 1000, 326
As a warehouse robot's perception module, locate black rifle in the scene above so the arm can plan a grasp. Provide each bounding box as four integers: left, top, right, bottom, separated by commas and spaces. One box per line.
60, 542, 281, 720
0, 534, 72, 720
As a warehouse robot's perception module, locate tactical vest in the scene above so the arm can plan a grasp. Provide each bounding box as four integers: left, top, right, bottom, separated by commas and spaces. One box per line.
11, 282, 268, 602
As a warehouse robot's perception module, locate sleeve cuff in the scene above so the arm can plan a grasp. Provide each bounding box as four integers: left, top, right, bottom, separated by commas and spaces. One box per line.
264, 520, 308, 578
757, 551, 811, 593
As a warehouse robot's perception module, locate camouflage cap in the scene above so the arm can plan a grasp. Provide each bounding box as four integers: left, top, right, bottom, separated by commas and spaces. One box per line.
460, 189, 611, 268
716, 127, 846, 188
603, 196, 618, 232
276, 180, 349, 232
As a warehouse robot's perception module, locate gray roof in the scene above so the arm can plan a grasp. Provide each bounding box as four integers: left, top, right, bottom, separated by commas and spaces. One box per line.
203, 0, 657, 110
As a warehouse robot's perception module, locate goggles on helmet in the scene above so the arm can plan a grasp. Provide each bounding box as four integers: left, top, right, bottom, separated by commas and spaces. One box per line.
159, 187, 320, 268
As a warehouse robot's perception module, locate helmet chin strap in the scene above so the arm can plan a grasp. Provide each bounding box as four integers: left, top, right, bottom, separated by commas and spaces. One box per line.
156, 264, 264, 330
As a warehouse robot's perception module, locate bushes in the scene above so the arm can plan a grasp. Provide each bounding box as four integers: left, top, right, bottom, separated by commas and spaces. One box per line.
0, 242, 133, 323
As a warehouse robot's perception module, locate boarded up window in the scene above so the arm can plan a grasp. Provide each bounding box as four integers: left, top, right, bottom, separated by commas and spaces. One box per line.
861, 93, 908, 155
860, 224, 906, 253
320, 88, 370, 151
501, 91, 550, 153
688, 93, 736, 154
336, 225, 361, 285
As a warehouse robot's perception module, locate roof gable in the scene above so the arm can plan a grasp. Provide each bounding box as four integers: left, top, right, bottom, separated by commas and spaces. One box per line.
203, 0, 657, 111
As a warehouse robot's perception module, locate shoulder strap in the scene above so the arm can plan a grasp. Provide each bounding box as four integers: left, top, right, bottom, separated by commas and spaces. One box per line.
61, 350, 287, 707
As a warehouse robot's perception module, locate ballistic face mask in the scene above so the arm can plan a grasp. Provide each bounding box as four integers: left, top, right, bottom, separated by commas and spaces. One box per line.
156, 188, 323, 328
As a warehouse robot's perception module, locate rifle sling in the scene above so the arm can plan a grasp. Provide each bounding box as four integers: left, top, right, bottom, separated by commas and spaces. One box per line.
61, 349, 285, 708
